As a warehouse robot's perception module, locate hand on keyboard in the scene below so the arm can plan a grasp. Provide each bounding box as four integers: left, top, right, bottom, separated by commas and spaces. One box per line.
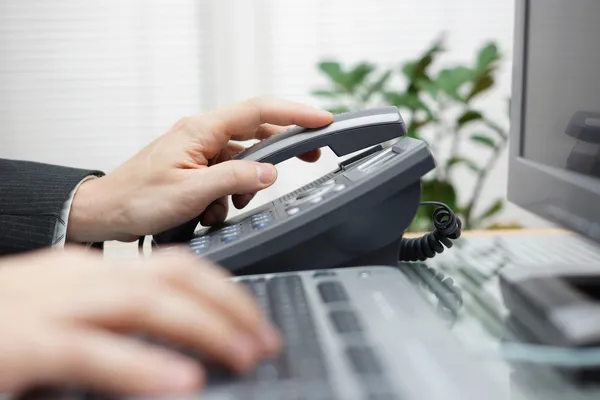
0, 247, 281, 396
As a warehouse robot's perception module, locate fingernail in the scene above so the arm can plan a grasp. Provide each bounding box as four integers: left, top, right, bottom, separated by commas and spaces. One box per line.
231, 334, 258, 371
162, 358, 200, 393
256, 164, 277, 185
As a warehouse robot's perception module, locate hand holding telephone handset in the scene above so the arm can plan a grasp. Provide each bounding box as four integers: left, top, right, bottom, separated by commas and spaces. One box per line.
153, 106, 461, 275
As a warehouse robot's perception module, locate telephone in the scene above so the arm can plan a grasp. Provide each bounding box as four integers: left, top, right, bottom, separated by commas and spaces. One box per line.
153, 106, 461, 275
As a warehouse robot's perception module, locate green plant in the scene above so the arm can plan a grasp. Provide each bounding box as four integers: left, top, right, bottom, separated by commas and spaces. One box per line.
311, 36, 512, 231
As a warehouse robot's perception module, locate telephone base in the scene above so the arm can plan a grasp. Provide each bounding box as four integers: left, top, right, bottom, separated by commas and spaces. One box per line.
335, 240, 401, 269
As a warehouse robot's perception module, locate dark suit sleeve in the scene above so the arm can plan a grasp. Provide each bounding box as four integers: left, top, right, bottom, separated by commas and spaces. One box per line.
0, 158, 105, 255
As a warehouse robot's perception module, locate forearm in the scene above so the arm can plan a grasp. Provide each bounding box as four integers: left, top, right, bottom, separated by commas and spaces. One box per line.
0, 158, 104, 255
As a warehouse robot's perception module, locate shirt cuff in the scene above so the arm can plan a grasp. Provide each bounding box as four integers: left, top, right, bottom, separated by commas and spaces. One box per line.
52, 175, 98, 248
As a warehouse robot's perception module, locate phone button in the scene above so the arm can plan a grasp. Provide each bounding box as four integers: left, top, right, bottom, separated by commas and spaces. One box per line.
221, 233, 239, 244
286, 207, 300, 215
310, 196, 323, 204
334, 184, 346, 192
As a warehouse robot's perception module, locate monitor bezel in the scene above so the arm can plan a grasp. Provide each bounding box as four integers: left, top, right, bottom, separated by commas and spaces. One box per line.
508, 0, 600, 244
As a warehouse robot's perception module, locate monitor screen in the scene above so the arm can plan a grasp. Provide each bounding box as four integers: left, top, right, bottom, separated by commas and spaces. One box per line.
508, 0, 600, 243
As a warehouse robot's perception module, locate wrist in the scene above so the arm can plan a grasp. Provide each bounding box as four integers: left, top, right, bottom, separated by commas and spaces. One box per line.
66, 177, 132, 243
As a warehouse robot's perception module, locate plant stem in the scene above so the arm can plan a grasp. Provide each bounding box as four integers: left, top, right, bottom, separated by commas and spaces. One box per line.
448, 105, 465, 163
482, 118, 508, 140
463, 139, 507, 228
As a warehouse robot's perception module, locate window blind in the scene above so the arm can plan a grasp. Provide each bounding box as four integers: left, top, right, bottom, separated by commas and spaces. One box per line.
0, 0, 207, 172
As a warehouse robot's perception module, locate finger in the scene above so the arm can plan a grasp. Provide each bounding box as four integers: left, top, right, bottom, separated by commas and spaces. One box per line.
148, 252, 281, 356
200, 196, 228, 226
297, 148, 321, 162
215, 142, 246, 163
31, 330, 203, 396
192, 97, 332, 153
232, 193, 255, 209
255, 124, 322, 163
254, 123, 284, 140
88, 280, 263, 373
192, 160, 277, 204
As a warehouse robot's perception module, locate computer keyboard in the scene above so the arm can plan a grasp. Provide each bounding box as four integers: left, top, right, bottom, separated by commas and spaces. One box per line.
202, 274, 396, 399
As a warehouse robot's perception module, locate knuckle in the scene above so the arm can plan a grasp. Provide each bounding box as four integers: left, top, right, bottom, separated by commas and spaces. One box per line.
174, 115, 193, 131
61, 338, 92, 375
124, 287, 156, 319
174, 115, 206, 137
247, 95, 269, 106
150, 254, 197, 282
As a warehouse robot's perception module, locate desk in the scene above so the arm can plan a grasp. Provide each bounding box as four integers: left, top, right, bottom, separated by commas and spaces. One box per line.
409, 229, 600, 400
103, 229, 600, 399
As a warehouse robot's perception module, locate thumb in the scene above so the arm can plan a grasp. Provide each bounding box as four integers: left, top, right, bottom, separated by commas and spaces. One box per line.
195, 160, 277, 201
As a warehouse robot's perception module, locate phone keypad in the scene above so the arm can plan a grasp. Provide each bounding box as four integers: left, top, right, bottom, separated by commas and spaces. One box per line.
190, 235, 212, 254
187, 175, 349, 254
220, 224, 243, 244
250, 210, 273, 230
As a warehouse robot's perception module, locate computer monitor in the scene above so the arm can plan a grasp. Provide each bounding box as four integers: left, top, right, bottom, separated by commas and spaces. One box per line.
508, 0, 600, 244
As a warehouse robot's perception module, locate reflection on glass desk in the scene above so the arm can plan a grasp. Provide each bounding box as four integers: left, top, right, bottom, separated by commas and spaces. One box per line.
404, 231, 600, 400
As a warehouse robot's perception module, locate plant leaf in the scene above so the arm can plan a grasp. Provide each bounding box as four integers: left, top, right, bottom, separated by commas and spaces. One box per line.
477, 199, 504, 223
476, 43, 500, 73
466, 74, 494, 101
411, 117, 433, 131
421, 179, 458, 213
402, 39, 444, 80
457, 110, 483, 127
436, 67, 474, 101
318, 61, 345, 84
446, 156, 482, 173
362, 70, 392, 102
384, 92, 435, 120
415, 78, 439, 100
327, 106, 351, 114
470, 133, 497, 149
347, 62, 375, 91
311, 89, 339, 98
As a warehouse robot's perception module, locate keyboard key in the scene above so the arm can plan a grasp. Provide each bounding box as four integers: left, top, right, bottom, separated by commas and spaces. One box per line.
330, 310, 362, 333
313, 270, 337, 278
368, 395, 399, 400
266, 276, 328, 380
251, 360, 280, 382
318, 281, 349, 303
239, 278, 269, 313
346, 346, 383, 375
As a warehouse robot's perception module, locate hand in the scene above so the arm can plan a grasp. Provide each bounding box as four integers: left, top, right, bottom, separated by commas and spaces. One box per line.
0, 248, 280, 396
67, 96, 333, 242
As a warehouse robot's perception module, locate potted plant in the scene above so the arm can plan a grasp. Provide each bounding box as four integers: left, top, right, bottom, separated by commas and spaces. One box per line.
311, 37, 517, 231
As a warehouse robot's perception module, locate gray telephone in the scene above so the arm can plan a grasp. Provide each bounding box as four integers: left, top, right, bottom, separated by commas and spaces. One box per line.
153, 106, 461, 275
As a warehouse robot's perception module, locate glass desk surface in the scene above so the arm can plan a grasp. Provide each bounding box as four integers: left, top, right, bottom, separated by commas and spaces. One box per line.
406, 231, 600, 400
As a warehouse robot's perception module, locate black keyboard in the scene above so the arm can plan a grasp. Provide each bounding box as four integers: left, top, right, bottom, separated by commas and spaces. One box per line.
200, 274, 399, 399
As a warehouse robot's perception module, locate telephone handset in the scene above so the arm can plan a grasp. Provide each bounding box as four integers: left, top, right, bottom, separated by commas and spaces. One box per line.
153, 106, 460, 276
152, 106, 404, 245
231, 106, 405, 164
